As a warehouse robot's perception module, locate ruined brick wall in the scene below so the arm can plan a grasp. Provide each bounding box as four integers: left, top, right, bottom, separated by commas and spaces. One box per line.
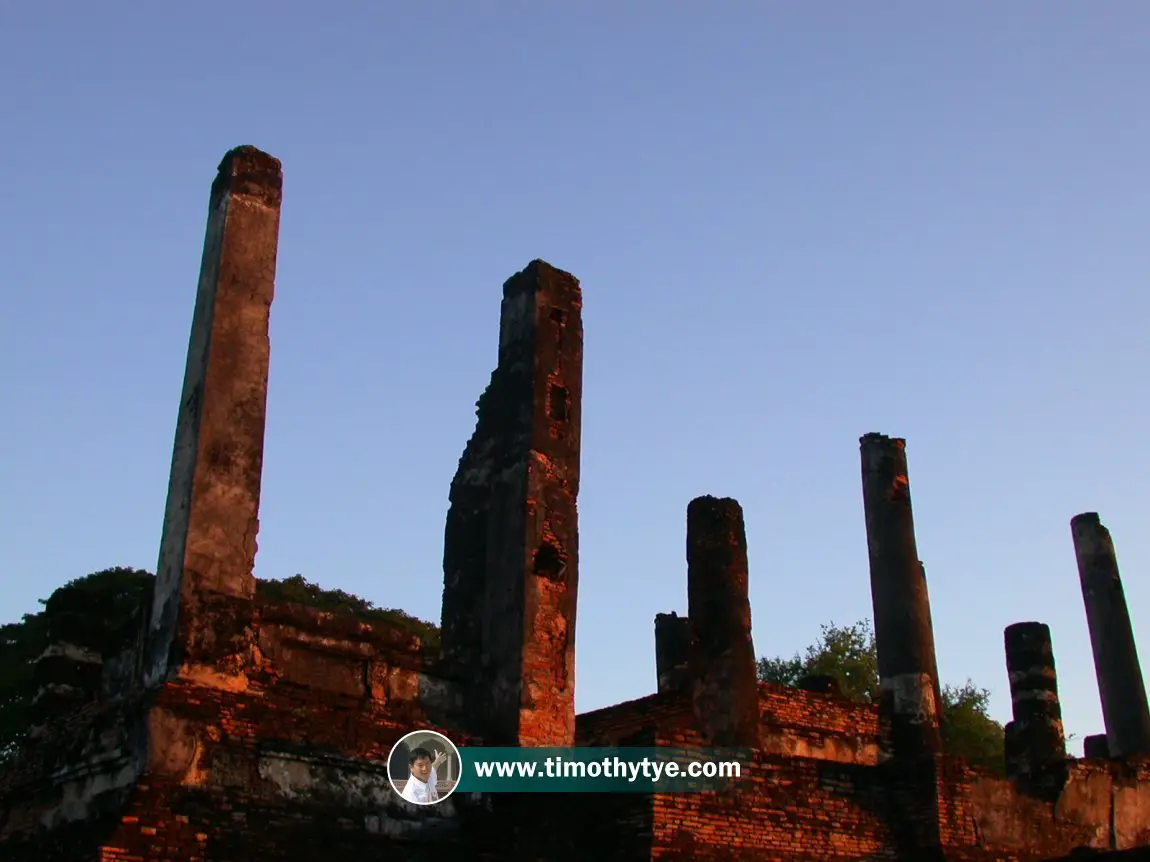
10, 660, 1150, 862
4, 590, 663, 862
575, 685, 897, 861
652, 750, 896, 862
0, 594, 498, 861
580, 678, 1150, 861
757, 684, 884, 766
937, 754, 1150, 859
0, 145, 506, 860
7, 147, 1150, 862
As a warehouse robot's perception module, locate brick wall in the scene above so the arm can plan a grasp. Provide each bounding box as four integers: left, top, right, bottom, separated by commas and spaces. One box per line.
8, 149, 1150, 861
1, 596, 503, 861
937, 753, 1150, 858
573, 683, 1150, 861
6, 625, 1150, 860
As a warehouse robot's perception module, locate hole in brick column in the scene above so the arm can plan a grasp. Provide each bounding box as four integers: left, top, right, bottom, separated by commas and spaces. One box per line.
533, 541, 566, 583
549, 308, 567, 325
548, 384, 569, 422
207, 442, 233, 469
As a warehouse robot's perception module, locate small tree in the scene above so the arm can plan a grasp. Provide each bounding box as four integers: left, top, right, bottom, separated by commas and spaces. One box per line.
759, 620, 878, 702
759, 619, 1005, 774
940, 680, 1005, 774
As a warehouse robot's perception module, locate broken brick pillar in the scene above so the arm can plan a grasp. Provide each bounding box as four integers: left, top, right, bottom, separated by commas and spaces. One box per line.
655, 612, 690, 694
859, 433, 943, 757
1003, 721, 1023, 778
143, 146, 282, 687
686, 496, 760, 747
1004, 622, 1066, 788
1083, 734, 1110, 759
441, 260, 583, 746
1070, 513, 1150, 757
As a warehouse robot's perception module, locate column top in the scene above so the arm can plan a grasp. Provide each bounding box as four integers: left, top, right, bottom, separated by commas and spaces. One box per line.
1071, 512, 1102, 527
860, 432, 906, 449
502, 259, 581, 297
1005, 620, 1051, 640
212, 145, 283, 207
1004, 621, 1054, 659
687, 495, 742, 519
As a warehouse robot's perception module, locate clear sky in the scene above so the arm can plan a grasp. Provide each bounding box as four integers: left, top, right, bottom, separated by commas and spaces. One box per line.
2, 3, 1148, 750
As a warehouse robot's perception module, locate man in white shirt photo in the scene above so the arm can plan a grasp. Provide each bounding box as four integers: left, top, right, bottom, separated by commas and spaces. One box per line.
400, 746, 448, 805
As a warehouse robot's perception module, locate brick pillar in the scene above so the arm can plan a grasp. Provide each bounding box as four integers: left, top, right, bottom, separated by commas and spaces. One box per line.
441, 260, 583, 746
1083, 734, 1110, 759
686, 496, 760, 748
1003, 721, 1022, 779
655, 612, 690, 694
859, 433, 943, 757
1070, 513, 1150, 757
1004, 622, 1066, 788
143, 147, 282, 687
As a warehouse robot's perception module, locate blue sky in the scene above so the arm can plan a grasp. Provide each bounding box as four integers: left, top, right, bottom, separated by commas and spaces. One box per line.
2, 4, 1148, 749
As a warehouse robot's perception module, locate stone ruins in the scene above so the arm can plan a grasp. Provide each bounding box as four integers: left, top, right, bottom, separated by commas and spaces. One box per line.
2, 146, 1149, 861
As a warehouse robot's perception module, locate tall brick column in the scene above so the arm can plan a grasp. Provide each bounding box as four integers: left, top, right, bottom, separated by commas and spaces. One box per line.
441, 260, 583, 746
859, 433, 943, 757
143, 146, 282, 687
655, 612, 690, 694
686, 496, 760, 747
1070, 513, 1150, 757
1004, 622, 1066, 787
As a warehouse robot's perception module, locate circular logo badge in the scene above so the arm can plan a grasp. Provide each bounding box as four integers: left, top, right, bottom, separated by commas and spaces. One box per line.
387, 729, 461, 806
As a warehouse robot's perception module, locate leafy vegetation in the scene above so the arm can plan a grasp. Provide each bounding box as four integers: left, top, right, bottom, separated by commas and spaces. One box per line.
758, 619, 1006, 774
255, 575, 441, 647
0, 602, 48, 761
759, 619, 878, 702
0, 567, 440, 761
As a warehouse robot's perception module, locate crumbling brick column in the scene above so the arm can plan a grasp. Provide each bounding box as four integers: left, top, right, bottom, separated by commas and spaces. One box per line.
859, 433, 943, 757
655, 612, 690, 694
1070, 513, 1150, 757
686, 496, 760, 748
143, 146, 282, 687
1084, 733, 1110, 758
1004, 622, 1066, 788
441, 260, 582, 746
1004, 721, 1022, 778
